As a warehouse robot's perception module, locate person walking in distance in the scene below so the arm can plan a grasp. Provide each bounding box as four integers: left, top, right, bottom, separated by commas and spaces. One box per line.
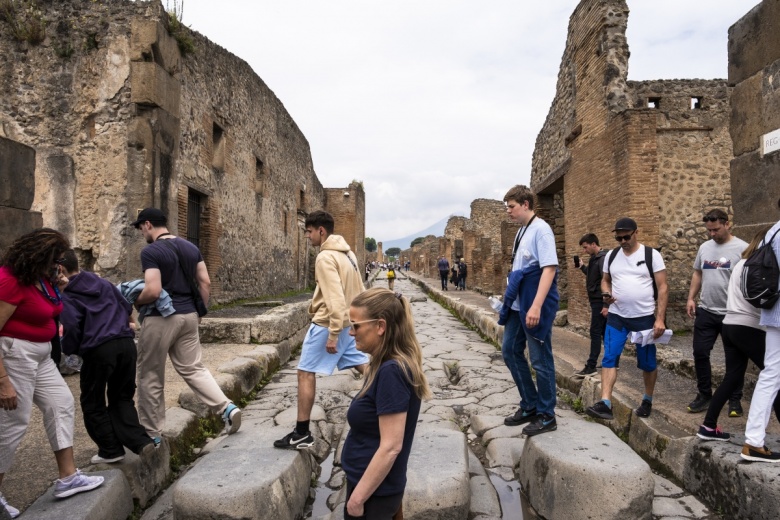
437, 256, 450, 291
686, 209, 747, 415
457, 258, 467, 291
498, 185, 560, 437
586, 218, 668, 420
275, 210, 369, 449
59, 249, 155, 464
386, 265, 396, 291
131, 208, 241, 443
573, 233, 615, 377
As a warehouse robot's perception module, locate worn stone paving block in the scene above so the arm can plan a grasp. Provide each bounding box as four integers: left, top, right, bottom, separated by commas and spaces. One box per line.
178, 372, 241, 417
485, 437, 524, 469
470, 475, 501, 518
251, 302, 310, 343
653, 495, 709, 518
218, 357, 264, 394
653, 473, 684, 497
199, 318, 252, 344
468, 448, 487, 477
628, 412, 696, 483
23, 470, 132, 520
471, 415, 505, 436
482, 424, 526, 443
173, 425, 314, 520
243, 344, 280, 373
275, 404, 327, 425
97, 442, 171, 508
517, 416, 653, 520
403, 425, 470, 520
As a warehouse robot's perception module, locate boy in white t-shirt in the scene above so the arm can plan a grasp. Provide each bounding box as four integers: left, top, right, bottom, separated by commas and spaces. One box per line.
585, 218, 669, 421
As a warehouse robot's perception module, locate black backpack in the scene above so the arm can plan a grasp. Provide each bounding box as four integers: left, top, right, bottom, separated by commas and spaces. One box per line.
741, 228, 780, 309
459, 262, 467, 276
607, 245, 657, 301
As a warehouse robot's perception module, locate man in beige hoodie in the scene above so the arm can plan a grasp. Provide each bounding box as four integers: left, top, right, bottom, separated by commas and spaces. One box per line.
274, 210, 368, 449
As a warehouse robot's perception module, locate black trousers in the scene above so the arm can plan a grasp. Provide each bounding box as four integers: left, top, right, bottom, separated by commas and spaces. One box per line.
586, 301, 609, 369
693, 307, 741, 399
704, 324, 780, 428
439, 270, 449, 289
344, 481, 403, 520
80, 337, 152, 457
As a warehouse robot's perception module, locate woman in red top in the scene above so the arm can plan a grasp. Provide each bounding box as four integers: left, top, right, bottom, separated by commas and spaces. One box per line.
0, 229, 103, 518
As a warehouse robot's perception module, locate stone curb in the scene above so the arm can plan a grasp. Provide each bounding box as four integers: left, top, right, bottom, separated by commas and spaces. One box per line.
22, 470, 133, 520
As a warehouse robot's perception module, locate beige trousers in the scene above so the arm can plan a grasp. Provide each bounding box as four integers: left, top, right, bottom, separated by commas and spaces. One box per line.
0, 337, 75, 473
136, 313, 229, 438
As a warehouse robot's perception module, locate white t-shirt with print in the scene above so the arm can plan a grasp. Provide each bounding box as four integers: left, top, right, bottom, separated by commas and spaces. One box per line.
603, 244, 665, 318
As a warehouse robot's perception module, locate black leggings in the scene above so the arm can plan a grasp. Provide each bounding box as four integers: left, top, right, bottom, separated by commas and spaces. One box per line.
344, 481, 403, 520
704, 323, 780, 428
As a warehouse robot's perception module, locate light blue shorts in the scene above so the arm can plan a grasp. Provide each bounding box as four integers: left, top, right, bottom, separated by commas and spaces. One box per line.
297, 323, 369, 375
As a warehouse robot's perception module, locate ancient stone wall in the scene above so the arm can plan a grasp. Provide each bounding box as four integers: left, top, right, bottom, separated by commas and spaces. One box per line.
0, 0, 359, 301
529, 0, 733, 331
325, 181, 367, 269
0, 137, 43, 253
728, 0, 780, 239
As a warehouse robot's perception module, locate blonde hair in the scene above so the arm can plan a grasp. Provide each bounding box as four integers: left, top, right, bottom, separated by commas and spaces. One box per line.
743, 225, 774, 259
351, 287, 431, 400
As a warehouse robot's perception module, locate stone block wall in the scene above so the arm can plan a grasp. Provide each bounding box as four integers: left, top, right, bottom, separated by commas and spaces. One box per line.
0, 137, 43, 253
325, 181, 367, 269
0, 0, 362, 302
728, 0, 780, 238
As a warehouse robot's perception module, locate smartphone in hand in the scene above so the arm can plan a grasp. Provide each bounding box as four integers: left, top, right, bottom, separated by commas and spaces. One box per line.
573, 255, 580, 268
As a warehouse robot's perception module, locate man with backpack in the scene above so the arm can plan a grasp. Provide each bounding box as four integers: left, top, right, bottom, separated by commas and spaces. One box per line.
685, 209, 747, 415
742, 204, 780, 462
586, 217, 668, 420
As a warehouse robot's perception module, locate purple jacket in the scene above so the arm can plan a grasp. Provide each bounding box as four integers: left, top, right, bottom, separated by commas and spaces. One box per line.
61, 271, 135, 355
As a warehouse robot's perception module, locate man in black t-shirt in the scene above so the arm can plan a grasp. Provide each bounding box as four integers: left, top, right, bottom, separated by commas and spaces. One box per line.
130, 208, 241, 442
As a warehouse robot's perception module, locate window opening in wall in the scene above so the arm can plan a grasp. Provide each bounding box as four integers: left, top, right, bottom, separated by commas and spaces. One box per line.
647, 97, 661, 109
690, 97, 702, 109
187, 188, 205, 249
299, 189, 305, 209
212, 123, 225, 173
255, 157, 265, 196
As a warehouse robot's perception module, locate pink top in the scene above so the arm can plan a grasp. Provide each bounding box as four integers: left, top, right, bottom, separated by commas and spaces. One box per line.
0, 265, 62, 342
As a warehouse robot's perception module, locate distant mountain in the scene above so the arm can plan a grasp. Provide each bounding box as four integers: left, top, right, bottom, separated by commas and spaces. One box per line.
379, 215, 456, 252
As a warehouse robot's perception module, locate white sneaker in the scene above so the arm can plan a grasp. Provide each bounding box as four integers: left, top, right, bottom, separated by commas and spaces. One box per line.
222, 403, 242, 435
90, 453, 125, 464
0, 493, 20, 518
53, 469, 104, 498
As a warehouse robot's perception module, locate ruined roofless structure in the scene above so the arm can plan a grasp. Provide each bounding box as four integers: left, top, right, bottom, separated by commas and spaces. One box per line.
0, 0, 366, 302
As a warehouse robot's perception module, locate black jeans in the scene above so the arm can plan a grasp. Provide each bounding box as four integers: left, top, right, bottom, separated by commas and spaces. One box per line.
344, 480, 403, 520
585, 301, 607, 369
704, 324, 780, 428
80, 337, 153, 457
439, 270, 449, 289
693, 307, 740, 399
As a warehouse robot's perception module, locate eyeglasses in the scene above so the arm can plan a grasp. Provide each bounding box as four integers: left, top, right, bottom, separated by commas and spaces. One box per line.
349, 319, 379, 331
614, 231, 635, 242
703, 216, 726, 223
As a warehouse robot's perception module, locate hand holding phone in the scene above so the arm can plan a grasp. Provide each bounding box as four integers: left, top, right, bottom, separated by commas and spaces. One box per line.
573, 255, 581, 268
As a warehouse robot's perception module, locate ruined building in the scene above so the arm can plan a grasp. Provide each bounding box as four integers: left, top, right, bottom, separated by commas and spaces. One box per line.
727, 0, 780, 238
0, 0, 365, 301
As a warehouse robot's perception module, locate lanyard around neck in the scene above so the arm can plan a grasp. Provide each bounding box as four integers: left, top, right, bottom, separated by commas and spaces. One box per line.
511, 214, 536, 265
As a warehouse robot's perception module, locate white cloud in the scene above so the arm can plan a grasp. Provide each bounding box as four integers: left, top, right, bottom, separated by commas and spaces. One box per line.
179, 0, 759, 240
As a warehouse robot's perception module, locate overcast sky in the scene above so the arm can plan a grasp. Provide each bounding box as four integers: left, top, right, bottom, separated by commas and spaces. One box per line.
177, 0, 759, 242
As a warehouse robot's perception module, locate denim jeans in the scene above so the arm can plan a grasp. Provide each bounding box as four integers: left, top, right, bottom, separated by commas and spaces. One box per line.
501, 309, 557, 415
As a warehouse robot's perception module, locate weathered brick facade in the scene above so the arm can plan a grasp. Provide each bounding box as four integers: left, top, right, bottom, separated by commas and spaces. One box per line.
0, 0, 363, 301
531, 0, 733, 331
727, 0, 780, 237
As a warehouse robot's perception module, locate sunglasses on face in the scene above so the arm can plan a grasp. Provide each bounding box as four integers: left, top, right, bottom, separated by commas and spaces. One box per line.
349, 319, 378, 331
703, 216, 726, 223
615, 231, 635, 242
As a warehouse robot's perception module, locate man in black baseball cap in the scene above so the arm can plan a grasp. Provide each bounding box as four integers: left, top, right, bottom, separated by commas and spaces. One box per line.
130, 208, 167, 229
612, 217, 637, 233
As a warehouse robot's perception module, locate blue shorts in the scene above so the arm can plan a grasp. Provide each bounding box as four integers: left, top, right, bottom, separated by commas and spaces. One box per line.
297, 324, 369, 375
603, 313, 657, 372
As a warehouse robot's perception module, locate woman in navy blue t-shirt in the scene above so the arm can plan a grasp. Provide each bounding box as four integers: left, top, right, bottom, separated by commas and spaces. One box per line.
342, 287, 431, 520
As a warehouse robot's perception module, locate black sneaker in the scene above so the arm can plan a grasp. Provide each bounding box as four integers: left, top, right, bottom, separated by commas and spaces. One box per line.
697, 425, 730, 442
687, 393, 711, 413
273, 430, 314, 450
586, 401, 613, 420
523, 414, 557, 437
573, 366, 597, 378
635, 399, 652, 418
729, 399, 743, 418
504, 408, 537, 427
741, 443, 780, 463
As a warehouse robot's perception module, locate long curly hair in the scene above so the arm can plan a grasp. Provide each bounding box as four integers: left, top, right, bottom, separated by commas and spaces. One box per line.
352, 287, 431, 400
1, 228, 70, 286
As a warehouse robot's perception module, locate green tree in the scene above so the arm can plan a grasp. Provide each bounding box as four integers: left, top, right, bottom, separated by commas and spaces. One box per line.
365, 237, 377, 252
410, 237, 424, 247
386, 247, 401, 257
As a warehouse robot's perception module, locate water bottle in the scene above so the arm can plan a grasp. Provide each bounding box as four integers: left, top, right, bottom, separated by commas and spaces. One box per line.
488, 296, 502, 312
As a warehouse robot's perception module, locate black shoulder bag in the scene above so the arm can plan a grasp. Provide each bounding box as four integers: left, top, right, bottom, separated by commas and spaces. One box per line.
160, 239, 208, 317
